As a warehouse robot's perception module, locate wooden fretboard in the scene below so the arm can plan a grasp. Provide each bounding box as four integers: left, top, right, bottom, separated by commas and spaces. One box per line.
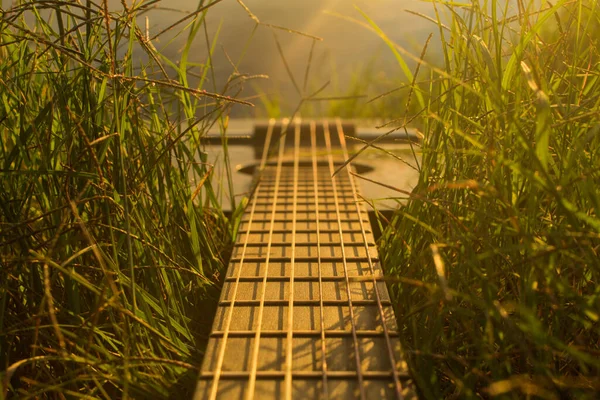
195, 120, 415, 399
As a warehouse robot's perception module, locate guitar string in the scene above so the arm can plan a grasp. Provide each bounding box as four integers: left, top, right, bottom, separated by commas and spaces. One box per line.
245, 119, 289, 399
310, 120, 329, 399
284, 120, 301, 399
336, 118, 404, 399
207, 119, 275, 400
323, 120, 367, 400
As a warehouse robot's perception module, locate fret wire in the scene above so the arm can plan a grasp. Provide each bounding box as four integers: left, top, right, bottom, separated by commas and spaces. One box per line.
256, 190, 355, 195
200, 371, 409, 380
256, 189, 352, 195
284, 121, 300, 399
218, 299, 392, 307
242, 213, 363, 220
229, 256, 378, 263
210, 329, 399, 338
335, 118, 405, 399
323, 120, 367, 400
251, 204, 358, 210
207, 119, 276, 400
253, 198, 356, 203
252, 201, 360, 207
239, 218, 370, 223
224, 276, 385, 283
259, 179, 353, 184
245, 119, 289, 400
257, 185, 352, 189
238, 228, 370, 234
259, 179, 351, 184
253, 197, 356, 203
233, 242, 375, 247
311, 120, 329, 399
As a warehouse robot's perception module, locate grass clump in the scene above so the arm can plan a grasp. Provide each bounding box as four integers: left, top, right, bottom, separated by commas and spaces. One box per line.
376, 0, 600, 398
0, 1, 246, 397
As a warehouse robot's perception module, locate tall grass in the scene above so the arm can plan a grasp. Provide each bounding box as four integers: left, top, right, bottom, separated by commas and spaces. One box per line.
0, 1, 249, 398
375, 0, 600, 398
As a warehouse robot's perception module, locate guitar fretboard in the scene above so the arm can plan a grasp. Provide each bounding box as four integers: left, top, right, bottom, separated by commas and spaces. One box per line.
195, 120, 415, 399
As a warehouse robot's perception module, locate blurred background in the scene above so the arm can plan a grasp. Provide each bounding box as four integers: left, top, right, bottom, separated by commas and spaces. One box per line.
108, 0, 446, 117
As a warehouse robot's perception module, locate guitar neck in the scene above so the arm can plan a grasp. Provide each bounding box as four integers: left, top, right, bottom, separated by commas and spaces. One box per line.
196, 120, 414, 400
